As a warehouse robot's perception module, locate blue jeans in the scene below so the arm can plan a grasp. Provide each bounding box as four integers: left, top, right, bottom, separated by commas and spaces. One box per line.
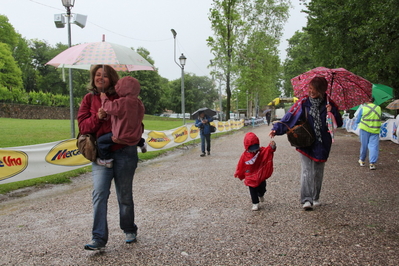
90, 145, 138, 246
200, 133, 211, 153
359, 129, 379, 164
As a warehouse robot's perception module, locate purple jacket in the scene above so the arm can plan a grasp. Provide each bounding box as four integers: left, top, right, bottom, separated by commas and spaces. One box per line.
271, 96, 343, 162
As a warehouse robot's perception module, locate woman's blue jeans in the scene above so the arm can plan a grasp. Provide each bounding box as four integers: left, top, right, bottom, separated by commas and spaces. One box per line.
90, 145, 138, 245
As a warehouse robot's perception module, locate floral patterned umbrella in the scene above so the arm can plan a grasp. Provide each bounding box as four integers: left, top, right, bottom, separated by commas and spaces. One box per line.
46, 41, 154, 72
291, 67, 372, 110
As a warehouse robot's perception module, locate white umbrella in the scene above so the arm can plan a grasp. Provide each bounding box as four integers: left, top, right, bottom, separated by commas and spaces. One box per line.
46, 41, 154, 72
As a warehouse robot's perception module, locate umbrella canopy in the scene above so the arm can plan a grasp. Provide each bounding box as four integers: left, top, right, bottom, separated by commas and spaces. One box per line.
291, 67, 372, 110
263, 109, 272, 114
351, 84, 394, 110
387, 99, 399, 110
192, 107, 217, 119
46, 41, 154, 71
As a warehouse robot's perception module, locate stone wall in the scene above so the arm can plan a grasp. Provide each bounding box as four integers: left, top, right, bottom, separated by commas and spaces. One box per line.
0, 103, 79, 120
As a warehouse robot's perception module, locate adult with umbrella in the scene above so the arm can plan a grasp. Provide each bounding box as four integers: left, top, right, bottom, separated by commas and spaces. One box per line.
47, 39, 155, 251
193, 107, 215, 157
78, 65, 142, 250
269, 76, 343, 210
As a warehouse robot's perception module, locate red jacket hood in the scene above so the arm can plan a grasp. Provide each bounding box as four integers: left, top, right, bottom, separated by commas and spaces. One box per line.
115, 76, 140, 97
244, 132, 260, 150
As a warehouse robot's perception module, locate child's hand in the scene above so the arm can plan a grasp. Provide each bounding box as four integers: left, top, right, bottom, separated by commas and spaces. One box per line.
269, 140, 276, 150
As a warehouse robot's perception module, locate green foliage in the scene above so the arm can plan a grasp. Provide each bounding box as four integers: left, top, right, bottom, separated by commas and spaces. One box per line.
282, 31, 316, 96
301, 0, 399, 96
208, 0, 290, 118
0, 43, 23, 89
168, 73, 218, 114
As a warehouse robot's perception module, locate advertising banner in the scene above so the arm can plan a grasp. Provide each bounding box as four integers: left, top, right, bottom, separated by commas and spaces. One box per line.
0, 120, 244, 184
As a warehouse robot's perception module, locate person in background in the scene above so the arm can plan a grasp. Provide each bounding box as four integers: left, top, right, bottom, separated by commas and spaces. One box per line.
195, 111, 214, 157
234, 132, 276, 211
265, 111, 271, 126
269, 76, 343, 210
355, 97, 382, 170
78, 65, 140, 251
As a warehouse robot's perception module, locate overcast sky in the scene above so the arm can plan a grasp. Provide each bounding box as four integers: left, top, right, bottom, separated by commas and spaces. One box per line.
1, 0, 307, 81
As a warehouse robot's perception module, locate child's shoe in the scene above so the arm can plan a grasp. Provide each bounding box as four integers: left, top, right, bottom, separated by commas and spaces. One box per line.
96, 158, 106, 166
105, 159, 113, 168
140, 142, 147, 153
251, 204, 259, 211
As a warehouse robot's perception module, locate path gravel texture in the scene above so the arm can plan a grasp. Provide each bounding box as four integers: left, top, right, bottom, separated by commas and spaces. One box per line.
1, 125, 399, 265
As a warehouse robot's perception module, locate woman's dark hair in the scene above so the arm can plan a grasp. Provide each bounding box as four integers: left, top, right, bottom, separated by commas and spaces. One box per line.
88, 65, 119, 92
309, 76, 328, 96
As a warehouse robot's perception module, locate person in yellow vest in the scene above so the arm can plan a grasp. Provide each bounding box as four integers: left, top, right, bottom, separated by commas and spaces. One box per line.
355, 97, 382, 170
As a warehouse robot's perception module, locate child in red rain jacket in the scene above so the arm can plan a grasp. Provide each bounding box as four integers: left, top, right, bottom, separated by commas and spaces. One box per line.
234, 132, 276, 211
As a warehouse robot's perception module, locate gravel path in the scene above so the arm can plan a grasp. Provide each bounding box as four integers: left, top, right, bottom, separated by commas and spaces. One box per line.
1, 125, 399, 265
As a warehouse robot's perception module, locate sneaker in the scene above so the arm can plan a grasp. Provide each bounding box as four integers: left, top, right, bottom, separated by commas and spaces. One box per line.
259, 196, 265, 202
358, 159, 365, 167
84, 240, 105, 251
303, 201, 312, 210
251, 204, 259, 211
369, 164, 376, 170
105, 159, 113, 168
140, 142, 147, 153
207, 151, 210, 156
96, 158, 106, 166
125, 233, 137, 243
313, 200, 321, 206
200, 153, 206, 157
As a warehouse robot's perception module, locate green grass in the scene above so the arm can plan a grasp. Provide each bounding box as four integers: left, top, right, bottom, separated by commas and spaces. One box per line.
0, 116, 213, 194
0, 115, 195, 148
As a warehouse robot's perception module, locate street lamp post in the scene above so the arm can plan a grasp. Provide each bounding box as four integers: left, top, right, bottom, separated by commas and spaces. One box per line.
171, 29, 187, 125
179, 53, 186, 124
62, 0, 75, 138
54, 1, 86, 138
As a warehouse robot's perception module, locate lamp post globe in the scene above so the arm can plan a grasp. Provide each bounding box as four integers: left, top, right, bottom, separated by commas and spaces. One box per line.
179, 53, 187, 67
61, 0, 75, 8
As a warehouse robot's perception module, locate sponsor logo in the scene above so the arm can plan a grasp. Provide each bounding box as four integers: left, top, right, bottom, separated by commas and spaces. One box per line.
147, 131, 171, 149
46, 139, 90, 166
217, 123, 225, 131
173, 126, 188, 143
0, 150, 28, 181
190, 125, 199, 139
224, 122, 231, 131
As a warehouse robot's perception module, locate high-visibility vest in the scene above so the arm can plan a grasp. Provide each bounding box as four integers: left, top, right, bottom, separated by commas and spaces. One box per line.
359, 103, 382, 134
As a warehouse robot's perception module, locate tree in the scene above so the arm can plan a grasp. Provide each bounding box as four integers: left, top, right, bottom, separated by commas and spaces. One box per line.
120, 47, 167, 115
282, 31, 316, 97
169, 73, 218, 115
208, 0, 290, 119
0, 43, 23, 89
304, 0, 399, 95
0, 15, 23, 89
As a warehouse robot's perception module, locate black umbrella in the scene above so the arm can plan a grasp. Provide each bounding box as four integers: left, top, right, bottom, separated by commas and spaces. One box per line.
192, 107, 217, 119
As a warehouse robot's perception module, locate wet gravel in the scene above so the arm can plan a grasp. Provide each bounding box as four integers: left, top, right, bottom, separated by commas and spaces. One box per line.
1, 125, 399, 265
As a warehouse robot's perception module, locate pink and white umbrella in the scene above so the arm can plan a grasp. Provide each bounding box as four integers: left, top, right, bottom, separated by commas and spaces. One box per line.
291, 67, 372, 110
46, 41, 154, 72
